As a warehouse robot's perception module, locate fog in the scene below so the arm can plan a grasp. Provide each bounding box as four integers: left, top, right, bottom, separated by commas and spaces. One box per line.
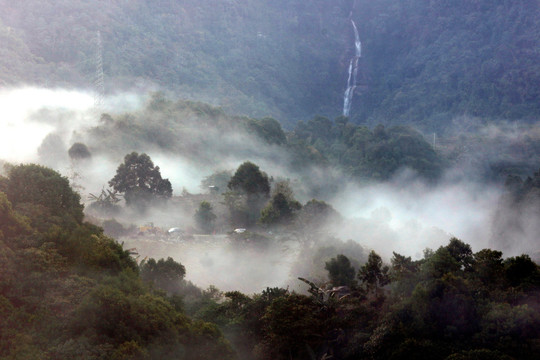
0, 87, 95, 163
1, 87, 537, 293
330, 174, 502, 259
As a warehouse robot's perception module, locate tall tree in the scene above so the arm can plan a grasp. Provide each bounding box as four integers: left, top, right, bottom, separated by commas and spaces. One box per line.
109, 152, 172, 209
325, 254, 356, 288
194, 201, 217, 234
228, 161, 270, 197
358, 250, 389, 296
227, 161, 270, 225
260, 181, 301, 227
260, 192, 294, 226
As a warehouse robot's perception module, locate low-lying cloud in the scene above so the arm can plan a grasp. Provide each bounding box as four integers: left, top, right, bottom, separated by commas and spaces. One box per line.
2, 86, 539, 293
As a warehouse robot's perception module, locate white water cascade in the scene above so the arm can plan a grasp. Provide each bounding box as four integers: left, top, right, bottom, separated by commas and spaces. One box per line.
343, 19, 362, 117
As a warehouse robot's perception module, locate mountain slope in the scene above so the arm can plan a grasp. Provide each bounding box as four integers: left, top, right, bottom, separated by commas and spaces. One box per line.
0, 0, 539, 129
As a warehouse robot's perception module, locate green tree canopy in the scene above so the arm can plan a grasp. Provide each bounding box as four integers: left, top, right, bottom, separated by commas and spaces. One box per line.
296, 199, 341, 230
226, 161, 271, 226
140, 257, 186, 295
68, 142, 91, 160
0, 192, 31, 242
246, 117, 287, 145
260, 193, 295, 227
358, 250, 390, 295
5, 164, 84, 230
260, 182, 302, 227
325, 254, 356, 288
228, 161, 270, 197
109, 152, 172, 209
200, 170, 232, 194
194, 201, 217, 234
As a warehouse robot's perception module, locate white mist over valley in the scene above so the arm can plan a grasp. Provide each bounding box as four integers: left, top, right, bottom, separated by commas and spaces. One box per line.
1, 87, 532, 294
2, 2, 540, 358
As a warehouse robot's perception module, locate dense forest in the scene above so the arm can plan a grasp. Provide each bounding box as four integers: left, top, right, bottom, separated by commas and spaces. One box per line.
0, 164, 234, 359
1, 0, 540, 359
79, 94, 443, 185
1, 164, 540, 359
0, 0, 539, 128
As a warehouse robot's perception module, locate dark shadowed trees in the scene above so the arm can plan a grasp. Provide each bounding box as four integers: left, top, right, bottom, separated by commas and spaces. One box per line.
5, 164, 84, 230
226, 161, 270, 226
194, 201, 217, 234
260, 181, 302, 227
109, 152, 172, 210
228, 161, 270, 197
140, 257, 186, 295
325, 254, 356, 287
68, 142, 92, 160
358, 250, 390, 296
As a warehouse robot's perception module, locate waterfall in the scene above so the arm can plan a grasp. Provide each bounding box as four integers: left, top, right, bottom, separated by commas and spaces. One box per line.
343, 19, 361, 117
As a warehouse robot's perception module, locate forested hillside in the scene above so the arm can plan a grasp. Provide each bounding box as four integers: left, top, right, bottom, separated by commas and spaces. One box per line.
355, 0, 540, 130
0, 164, 234, 359
2, 164, 540, 360
79, 94, 442, 187
0, 0, 538, 128
3, 1, 540, 359
0, 0, 349, 124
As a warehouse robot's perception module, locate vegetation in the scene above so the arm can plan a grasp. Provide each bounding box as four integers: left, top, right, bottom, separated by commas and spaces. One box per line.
1, 1, 538, 128
228, 162, 271, 198
194, 201, 217, 234
491, 168, 540, 254
224, 162, 271, 227
68, 143, 91, 160
0, 164, 233, 359
2, 160, 540, 359
181, 239, 540, 360
109, 152, 172, 210
86, 97, 443, 185
2, 1, 540, 358
292, 118, 442, 180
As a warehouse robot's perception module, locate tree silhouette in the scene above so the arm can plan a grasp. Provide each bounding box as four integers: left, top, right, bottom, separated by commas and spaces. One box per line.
325, 254, 356, 287
194, 201, 217, 234
358, 250, 389, 296
109, 152, 172, 209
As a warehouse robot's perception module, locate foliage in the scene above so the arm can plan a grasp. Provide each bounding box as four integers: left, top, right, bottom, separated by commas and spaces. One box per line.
68, 142, 91, 160
359, 250, 390, 295
87, 188, 122, 216
0, 165, 234, 360
259, 294, 328, 359
352, 0, 540, 129
3, 164, 84, 237
259, 184, 302, 227
226, 161, 271, 226
228, 162, 270, 197
101, 218, 127, 238
1, 0, 540, 131
194, 201, 217, 234
0, 191, 31, 241
140, 257, 186, 295
109, 152, 172, 210
0, 0, 350, 124
259, 193, 295, 226
245, 117, 287, 145
296, 198, 341, 230
293, 119, 442, 180
325, 254, 357, 288
492, 168, 540, 254
5, 165, 538, 360
86, 95, 442, 191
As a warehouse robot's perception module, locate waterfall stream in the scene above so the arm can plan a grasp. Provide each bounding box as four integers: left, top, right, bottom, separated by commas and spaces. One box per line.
343, 19, 361, 117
